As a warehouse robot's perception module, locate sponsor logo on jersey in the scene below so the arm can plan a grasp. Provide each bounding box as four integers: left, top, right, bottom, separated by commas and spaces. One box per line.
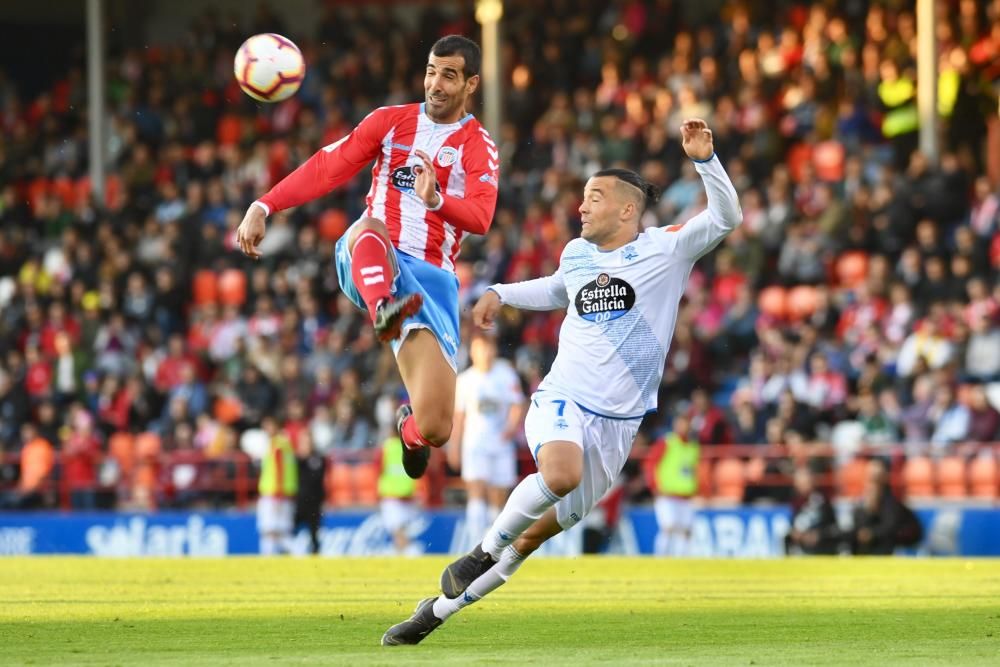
574, 273, 636, 323
622, 245, 638, 261
479, 172, 498, 187
391, 166, 441, 194
436, 146, 458, 167
390, 141, 412, 152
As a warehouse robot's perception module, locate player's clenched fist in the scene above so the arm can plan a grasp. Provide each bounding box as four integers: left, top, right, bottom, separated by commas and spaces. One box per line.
472, 289, 502, 330
680, 118, 714, 161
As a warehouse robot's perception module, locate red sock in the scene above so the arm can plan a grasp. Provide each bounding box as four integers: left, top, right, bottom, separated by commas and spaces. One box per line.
401, 414, 434, 450
350, 231, 393, 320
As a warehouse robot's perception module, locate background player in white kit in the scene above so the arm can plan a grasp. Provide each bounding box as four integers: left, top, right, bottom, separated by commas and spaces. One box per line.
450, 330, 525, 550
382, 118, 742, 645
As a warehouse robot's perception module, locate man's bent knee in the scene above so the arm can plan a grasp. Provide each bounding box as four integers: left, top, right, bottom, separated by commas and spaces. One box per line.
412, 410, 452, 448
539, 467, 581, 497
347, 217, 390, 251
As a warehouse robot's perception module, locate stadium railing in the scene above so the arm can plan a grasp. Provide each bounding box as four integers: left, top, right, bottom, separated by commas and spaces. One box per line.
0, 441, 997, 511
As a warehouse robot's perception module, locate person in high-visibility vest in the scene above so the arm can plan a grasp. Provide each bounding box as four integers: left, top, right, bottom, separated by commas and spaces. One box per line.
256, 417, 299, 555
644, 414, 700, 556
376, 433, 420, 555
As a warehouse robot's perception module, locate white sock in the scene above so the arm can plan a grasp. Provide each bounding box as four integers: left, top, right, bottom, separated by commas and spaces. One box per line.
481, 473, 562, 560
433, 544, 527, 620
466, 498, 489, 546
654, 531, 669, 556
260, 536, 278, 555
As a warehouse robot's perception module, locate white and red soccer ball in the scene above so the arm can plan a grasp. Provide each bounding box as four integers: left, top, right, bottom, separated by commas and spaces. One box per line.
234, 33, 305, 103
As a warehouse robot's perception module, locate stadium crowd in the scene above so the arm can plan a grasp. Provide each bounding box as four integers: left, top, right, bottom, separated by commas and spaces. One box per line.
1, 0, 999, 511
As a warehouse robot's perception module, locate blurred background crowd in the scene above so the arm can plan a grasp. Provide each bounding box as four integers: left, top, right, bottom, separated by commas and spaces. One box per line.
1, 0, 999, 512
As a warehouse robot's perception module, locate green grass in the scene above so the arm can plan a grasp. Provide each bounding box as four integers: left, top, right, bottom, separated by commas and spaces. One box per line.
2, 558, 999, 665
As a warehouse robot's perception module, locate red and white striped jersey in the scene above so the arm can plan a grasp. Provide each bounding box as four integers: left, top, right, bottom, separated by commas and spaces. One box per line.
256, 103, 499, 272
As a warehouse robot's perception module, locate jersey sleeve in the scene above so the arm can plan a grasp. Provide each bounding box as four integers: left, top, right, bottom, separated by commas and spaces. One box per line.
256, 107, 392, 215
489, 266, 569, 311
435, 127, 499, 235
649, 155, 743, 261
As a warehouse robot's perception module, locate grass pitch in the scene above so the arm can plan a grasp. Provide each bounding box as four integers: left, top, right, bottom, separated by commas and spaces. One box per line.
1, 557, 999, 665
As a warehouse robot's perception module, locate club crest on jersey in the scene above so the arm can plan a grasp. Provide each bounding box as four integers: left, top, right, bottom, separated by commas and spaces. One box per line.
575, 273, 636, 323
436, 146, 459, 167
391, 166, 441, 195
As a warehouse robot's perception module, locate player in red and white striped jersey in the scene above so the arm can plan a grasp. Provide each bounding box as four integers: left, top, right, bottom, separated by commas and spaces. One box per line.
236, 35, 499, 479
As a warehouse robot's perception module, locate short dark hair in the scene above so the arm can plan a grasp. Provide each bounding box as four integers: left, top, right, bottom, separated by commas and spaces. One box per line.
430, 35, 482, 79
592, 168, 661, 212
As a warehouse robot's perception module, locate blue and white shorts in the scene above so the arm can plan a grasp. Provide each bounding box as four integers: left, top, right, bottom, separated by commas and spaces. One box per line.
523, 389, 642, 531
334, 225, 460, 370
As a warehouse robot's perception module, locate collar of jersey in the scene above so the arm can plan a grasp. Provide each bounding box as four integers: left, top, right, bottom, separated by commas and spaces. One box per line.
419, 103, 474, 126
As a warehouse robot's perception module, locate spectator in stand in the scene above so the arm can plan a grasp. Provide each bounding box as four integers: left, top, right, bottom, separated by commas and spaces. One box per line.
687, 388, 732, 447
785, 466, 841, 556
929, 384, 971, 450
896, 317, 955, 378
965, 312, 1000, 381
0, 424, 55, 510
856, 389, 898, 450
63, 406, 102, 510
329, 397, 374, 452
966, 385, 1000, 444
850, 459, 923, 555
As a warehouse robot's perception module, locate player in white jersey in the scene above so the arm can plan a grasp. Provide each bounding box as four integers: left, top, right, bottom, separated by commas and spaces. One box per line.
450, 330, 525, 549
382, 119, 742, 645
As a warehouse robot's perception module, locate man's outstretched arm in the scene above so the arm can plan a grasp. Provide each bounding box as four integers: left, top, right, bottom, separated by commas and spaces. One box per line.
472, 270, 569, 329
237, 108, 390, 258
654, 119, 743, 261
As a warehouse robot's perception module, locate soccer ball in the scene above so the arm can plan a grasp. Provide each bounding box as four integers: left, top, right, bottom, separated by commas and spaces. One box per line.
234, 33, 305, 103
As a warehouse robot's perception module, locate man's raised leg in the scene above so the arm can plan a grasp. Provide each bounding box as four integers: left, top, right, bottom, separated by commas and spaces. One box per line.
346, 218, 422, 342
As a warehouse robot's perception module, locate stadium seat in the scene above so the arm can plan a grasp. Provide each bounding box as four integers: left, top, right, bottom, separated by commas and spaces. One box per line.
317, 209, 348, 241
329, 463, 354, 507
969, 456, 999, 499
937, 457, 968, 498
135, 432, 162, 460
108, 432, 136, 477
787, 285, 818, 321
837, 457, 868, 498
192, 270, 218, 305
758, 286, 787, 319
835, 251, 868, 288
713, 458, 746, 502
214, 396, 242, 425
696, 459, 713, 498
355, 463, 380, 506
217, 269, 247, 306
812, 140, 846, 182
902, 456, 935, 498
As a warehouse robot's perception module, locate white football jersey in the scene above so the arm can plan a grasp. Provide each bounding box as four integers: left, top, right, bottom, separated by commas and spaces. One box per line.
456, 359, 525, 451
492, 156, 741, 419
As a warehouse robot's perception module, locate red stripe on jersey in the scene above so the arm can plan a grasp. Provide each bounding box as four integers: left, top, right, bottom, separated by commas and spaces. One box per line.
382, 113, 419, 248
421, 128, 466, 266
